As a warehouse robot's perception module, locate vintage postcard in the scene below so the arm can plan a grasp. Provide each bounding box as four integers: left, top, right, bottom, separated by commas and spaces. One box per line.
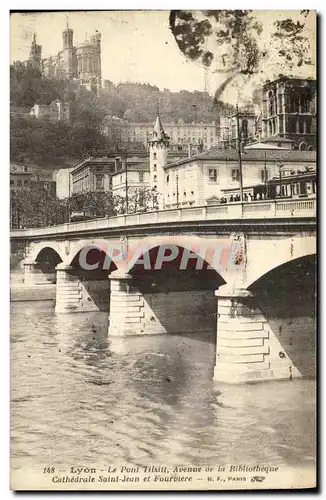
10, 10, 316, 491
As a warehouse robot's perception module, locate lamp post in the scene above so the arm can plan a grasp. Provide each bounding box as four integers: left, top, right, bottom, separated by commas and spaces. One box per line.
176, 172, 179, 208
264, 150, 268, 198
236, 104, 244, 202
192, 104, 197, 124
278, 162, 283, 198
68, 171, 71, 223
119, 147, 128, 213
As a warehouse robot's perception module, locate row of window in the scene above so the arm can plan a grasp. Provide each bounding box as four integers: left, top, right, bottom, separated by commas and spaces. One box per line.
10, 179, 29, 186
208, 168, 268, 184
167, 190, 195, 198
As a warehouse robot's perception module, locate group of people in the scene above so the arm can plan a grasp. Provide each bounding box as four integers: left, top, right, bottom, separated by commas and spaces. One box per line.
220, 192, 266, 204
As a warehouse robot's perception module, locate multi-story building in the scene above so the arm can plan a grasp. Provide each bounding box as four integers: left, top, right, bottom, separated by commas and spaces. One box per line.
69, 146, 192, 196
102, 117, 219, 151
111, 162, 151, 197
70, 154, 150, 195
18, 23, 102, 94
219, 107, 259, 149
161, 147, 316, 208
30, 100, 70, 121
261, 76, 316, 150
10, 164, 32, 191
10, 164, 56, 197
70, 156, 116, 194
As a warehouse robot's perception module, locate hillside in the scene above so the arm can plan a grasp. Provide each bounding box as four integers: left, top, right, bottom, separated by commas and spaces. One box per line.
10, 65, 235, 167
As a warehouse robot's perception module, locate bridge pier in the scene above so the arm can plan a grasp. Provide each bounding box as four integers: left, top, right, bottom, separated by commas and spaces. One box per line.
55, 263, 110, 313
214, 285, 301, 384
108, 271, 145, 337
23, 260, 54, 285
55, 264, 79, 313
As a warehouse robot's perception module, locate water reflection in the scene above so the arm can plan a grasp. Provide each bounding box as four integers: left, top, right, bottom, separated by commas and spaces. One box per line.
11, 302, 315, 472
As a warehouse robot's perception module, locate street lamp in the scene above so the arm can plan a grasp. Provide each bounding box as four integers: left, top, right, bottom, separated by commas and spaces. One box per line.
278, 162, 283, 198
236, 104, 244, 202
119, 147, 128, 213
176, 173, 179, 208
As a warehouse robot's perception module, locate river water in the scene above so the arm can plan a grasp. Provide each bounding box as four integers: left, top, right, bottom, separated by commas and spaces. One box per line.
11, 301, 315, 475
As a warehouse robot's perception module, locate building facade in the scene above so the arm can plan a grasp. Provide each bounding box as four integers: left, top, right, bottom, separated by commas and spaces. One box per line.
30, 100, 70, 121
70, 156, 115, 194
162, 148, 316, 208
20, 24, 102, 93
10, 164, 56, 197
103, 118, 219, 151
262, 77, 316, 150
10, 164, 32, 191
219, 108, 259, 149
70, 155, 149, 195
112, 161, 150, 197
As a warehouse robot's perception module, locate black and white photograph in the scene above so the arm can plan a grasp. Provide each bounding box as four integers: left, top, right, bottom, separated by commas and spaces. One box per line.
9, 9, 316, 491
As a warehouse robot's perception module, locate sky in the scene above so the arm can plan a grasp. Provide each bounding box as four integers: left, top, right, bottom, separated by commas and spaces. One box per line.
10, 10, 316, 102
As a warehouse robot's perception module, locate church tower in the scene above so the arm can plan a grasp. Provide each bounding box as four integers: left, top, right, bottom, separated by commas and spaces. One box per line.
148, 113, 169, 208
29, 33, 42, 71
62, 20, 74, 79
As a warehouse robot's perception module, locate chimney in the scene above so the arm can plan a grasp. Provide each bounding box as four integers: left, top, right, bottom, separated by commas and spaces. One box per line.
114, 157, 121, 172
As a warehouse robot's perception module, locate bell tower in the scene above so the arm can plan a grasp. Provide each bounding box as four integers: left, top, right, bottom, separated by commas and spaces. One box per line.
148, 112, 169, 208
62, 19, 74, 79
29, 33, 42, 71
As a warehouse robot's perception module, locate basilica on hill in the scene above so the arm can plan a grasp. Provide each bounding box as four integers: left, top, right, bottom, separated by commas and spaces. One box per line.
15, 21, 102, 94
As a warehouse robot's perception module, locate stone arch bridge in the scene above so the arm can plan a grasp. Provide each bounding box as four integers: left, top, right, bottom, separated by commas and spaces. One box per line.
11, 199, 316, 384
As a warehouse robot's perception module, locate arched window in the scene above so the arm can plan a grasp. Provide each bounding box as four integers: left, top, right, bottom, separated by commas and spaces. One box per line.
269, 121, 273, 136
268, 90, 275, 116
153, 175, 157, 182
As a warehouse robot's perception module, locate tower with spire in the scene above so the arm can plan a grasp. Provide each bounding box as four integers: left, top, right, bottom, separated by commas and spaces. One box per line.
148, 112, 169, 207
29, 33, 42, 71
61, 19, 75, 79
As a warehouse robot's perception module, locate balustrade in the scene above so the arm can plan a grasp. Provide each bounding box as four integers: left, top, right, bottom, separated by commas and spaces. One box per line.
10, 198, 316, 238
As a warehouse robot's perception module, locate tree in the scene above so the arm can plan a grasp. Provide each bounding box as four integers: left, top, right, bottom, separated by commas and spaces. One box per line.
169, 10, 315, 101
10, 186, 69, 228
115, 187, 160, 215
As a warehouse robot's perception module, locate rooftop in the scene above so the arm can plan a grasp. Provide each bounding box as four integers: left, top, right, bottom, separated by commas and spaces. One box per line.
163, 147, 317, 170
112, 161, 150, 175
263, 76, 316, 89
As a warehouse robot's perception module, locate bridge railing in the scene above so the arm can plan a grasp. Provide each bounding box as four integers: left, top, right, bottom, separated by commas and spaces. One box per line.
10, 197, 316, 238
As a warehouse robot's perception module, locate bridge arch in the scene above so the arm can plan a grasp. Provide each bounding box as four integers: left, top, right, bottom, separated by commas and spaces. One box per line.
247, 253, 316, 378
29, 242, 65, 264
125, 234, 230, 283
65, 239, 116, 267
121, 240, 226, 339
245, 234, 316, 289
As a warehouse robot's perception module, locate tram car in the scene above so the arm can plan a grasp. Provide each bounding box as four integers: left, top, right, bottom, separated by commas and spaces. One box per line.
220, 169, 316, 203
265, 170, 316, 199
